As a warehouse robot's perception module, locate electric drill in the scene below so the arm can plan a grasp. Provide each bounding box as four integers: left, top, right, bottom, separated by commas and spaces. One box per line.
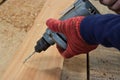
23, 0, 100, 63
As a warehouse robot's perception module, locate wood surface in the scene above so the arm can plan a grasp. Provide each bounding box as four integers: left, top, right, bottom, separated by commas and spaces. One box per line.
1, 0, 120, 80
1, 0, 75, 80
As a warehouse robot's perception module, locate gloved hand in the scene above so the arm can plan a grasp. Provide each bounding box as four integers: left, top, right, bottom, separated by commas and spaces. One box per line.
46, 16, 98, 58
99, 0, 120, 13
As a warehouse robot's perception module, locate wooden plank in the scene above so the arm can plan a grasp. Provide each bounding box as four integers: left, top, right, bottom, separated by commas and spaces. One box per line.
61, 55, 87, 80
1, 0, 74, 80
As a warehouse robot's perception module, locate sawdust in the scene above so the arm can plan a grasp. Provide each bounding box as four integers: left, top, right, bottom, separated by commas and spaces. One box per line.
0, 0, 46, 79
0, 0, 46, 31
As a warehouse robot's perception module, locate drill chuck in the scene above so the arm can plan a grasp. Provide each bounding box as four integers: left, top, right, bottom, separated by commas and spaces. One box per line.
35, 29, 67, 52
35, 38, 51, 52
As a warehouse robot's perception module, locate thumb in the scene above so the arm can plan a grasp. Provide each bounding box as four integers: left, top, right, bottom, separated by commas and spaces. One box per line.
46, 18, 65, 33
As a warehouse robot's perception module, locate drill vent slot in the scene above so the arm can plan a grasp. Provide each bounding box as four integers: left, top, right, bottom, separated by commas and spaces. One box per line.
88, 7, 97, 14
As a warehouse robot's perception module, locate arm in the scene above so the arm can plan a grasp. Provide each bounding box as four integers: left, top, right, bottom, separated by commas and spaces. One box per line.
80, 14, 120, 50
46, 14, 120, 58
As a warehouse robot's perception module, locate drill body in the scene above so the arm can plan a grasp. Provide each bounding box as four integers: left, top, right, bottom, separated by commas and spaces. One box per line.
35, 0, 100, 53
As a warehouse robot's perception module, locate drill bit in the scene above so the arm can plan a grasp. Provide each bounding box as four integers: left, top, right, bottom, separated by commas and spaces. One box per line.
23, 51, 36, 64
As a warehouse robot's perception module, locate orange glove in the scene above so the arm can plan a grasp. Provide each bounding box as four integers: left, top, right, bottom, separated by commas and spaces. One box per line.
46, 16, 98, 58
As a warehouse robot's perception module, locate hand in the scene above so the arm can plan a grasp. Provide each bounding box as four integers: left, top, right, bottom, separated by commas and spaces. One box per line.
99, 0, 120, 13
46, 16, 98, 58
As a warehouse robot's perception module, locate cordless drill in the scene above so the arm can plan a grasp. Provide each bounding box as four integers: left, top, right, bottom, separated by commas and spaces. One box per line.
23, 0, 100, 63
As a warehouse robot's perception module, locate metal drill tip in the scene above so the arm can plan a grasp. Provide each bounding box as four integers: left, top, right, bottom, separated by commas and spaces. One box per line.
23, 51, 36, 64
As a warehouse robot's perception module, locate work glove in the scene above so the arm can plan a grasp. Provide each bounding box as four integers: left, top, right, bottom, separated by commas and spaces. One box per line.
46, 16, 98, 58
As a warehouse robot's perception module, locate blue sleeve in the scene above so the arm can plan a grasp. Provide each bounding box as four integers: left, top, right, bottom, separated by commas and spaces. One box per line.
80, 14, 120, 50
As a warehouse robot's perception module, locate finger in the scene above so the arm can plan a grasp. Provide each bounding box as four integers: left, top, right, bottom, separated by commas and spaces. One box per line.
56, 45, 65, 53
62, 45, 74, 58
115, 11, 120, 14
46, 18, 65, 33
108, 0, 120, 11
99, 0, 117, 6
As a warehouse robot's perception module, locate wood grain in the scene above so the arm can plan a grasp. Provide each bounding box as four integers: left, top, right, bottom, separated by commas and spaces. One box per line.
1, 0, 74, 80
